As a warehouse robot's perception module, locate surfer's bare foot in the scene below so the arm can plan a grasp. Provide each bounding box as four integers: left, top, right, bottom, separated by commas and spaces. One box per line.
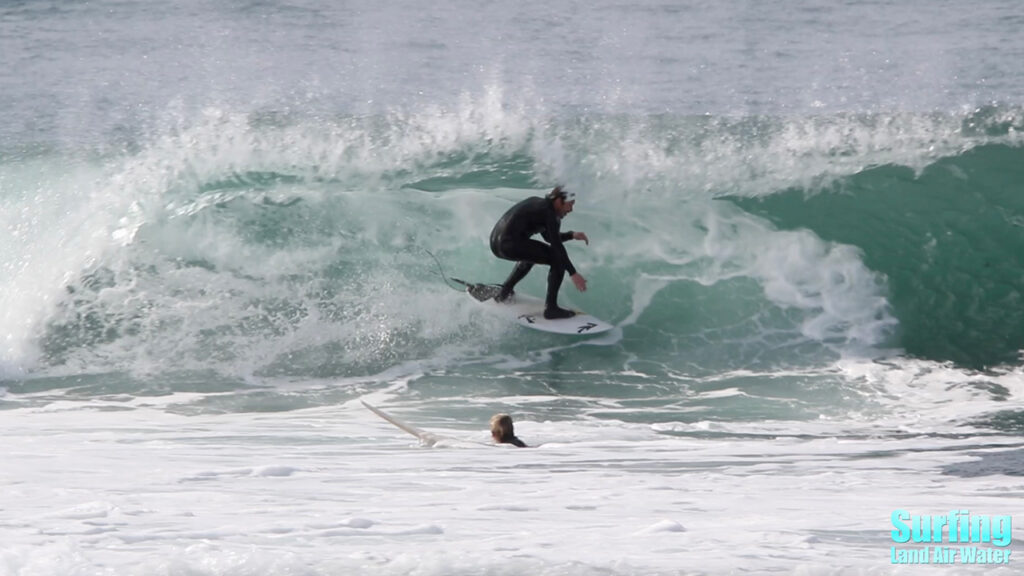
543, 306, 575, 320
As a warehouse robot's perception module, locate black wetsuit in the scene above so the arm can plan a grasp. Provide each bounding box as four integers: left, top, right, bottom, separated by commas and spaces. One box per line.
489, 196, 576, 310
504, 436, 527, 448
494, 434, 527, 447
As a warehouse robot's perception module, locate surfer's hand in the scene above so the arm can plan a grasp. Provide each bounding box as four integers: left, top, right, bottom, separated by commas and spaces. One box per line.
573, 231, 589, 245
571, 273, 587, 292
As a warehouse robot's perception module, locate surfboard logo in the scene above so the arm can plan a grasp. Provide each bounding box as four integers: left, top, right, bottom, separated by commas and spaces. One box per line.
577, 322, 598, 333
519, 314, 536, 324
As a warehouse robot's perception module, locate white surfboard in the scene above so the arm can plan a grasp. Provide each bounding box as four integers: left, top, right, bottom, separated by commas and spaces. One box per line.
362, 401, 497, 448
362, 401, 443, 446
455, 279, 613, 335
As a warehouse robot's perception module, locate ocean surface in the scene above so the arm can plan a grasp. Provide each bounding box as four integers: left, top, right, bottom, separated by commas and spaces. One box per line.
2, 1, 1024, 574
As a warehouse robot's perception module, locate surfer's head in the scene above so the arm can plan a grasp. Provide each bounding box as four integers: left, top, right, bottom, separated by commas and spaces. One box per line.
490, 413, 517, 443
548, 185, 576, 217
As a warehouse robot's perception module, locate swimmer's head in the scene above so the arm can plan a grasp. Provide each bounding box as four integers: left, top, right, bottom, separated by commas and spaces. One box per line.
490, 413, 516, 443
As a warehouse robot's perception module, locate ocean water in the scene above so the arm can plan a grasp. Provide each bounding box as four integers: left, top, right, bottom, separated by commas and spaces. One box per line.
2, 1, 1024, 574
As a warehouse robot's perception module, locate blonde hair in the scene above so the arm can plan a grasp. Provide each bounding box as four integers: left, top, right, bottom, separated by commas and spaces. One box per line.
490, 413, 515, 442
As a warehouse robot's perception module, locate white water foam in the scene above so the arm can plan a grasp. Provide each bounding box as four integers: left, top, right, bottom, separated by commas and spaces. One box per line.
2, 391, 1021, 576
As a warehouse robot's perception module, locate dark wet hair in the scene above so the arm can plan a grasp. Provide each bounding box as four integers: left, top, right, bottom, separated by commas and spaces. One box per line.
546, 185, 575, 202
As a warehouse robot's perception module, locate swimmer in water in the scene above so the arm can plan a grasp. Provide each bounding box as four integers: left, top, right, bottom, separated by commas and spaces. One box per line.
490, 413, 527, 447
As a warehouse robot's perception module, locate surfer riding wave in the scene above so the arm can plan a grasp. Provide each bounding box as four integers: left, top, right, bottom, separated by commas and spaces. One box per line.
489, 185, 589, 319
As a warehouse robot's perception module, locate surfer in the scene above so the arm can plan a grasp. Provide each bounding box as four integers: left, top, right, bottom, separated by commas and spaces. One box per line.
490, 413, 527, 447
489, 185, 589, 319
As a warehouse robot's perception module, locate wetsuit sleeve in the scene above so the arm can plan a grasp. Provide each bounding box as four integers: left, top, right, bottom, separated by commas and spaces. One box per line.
559, 231, 574, 242
541, 211, 577, 276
